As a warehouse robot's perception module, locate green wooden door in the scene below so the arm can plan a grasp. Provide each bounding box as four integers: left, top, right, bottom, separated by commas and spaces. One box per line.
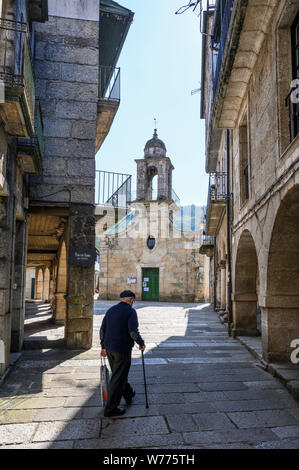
142, 268, 159, 301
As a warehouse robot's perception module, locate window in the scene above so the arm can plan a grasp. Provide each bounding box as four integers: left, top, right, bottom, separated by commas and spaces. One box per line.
239, 115, 249, 205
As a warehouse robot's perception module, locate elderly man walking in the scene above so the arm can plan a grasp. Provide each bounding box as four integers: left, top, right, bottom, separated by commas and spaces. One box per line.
100, 290, 145, 417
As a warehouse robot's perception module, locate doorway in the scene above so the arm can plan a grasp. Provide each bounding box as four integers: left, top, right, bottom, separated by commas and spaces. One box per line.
142, 268, 159, 301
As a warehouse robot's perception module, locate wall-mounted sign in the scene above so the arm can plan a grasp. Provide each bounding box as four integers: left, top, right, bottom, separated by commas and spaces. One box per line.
144, 287, 149, 292
127, 277, 137, 285
69, 245, 96, 267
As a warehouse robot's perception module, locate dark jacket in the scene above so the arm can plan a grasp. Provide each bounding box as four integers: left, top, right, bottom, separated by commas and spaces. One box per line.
100, 302, 145, 354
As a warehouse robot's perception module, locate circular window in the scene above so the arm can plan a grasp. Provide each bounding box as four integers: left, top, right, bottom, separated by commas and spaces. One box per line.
147, 236, 156, 250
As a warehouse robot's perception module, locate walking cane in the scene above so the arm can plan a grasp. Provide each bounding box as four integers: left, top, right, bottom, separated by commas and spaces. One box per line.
141, 349, 149, 408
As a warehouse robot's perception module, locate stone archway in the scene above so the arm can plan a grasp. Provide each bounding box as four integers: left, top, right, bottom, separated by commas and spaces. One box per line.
54, 241, 67, 324
233, 229, 259, 337
35, 268, 44, 300
263, 185, 299, 361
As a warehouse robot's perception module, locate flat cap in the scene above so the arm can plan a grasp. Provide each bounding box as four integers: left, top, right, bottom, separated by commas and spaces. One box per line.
120, 290, 136, 298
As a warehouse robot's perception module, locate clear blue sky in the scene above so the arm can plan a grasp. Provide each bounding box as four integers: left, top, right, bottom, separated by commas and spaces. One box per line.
96, 0, 208, 206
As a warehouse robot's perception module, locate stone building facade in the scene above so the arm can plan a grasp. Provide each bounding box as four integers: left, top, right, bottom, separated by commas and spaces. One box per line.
97, 130, 209, 302
0, 0, 133, 376
200, 0, 299, 361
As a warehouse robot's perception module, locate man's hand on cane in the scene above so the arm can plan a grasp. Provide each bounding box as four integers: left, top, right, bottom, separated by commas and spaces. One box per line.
139, 345, 146, 352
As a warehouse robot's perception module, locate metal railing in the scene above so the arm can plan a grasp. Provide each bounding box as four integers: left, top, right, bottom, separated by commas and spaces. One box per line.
98, 65, 120, 101
201, 234, 215, 245
211, 0, 234, 101
0, 18, 35, 126
286, 85, 299, 143
95, 170, 131, 208
17, 99, 44, 157
207, 172, 227, 207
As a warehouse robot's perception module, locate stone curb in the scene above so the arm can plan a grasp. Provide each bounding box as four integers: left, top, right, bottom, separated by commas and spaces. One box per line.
236, 336, 299, 402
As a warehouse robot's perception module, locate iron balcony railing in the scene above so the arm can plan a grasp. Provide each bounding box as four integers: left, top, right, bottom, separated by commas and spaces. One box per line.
17, 99, 44, 156
201, 234, 215, 245
211, 0, 234, 101
0, 18, 35, 127
95, 170, 131, 208
207, 172, 227, 207
98, 65, 120, 101
286, 85, 299, 143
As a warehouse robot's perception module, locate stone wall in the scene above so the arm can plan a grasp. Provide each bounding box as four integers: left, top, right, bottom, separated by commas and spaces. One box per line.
29, 12, 99, 205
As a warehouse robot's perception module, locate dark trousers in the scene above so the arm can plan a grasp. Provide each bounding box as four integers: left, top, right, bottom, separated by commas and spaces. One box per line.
105, 350, 134, 413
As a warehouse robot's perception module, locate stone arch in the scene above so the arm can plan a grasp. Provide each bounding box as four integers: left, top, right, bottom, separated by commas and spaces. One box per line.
43, 267, 50, 302
35, 268, 44, 300
54, 241, 67, 324
147, 166, 158, 200
263, 185, 299, 361
233, 229, 260, 336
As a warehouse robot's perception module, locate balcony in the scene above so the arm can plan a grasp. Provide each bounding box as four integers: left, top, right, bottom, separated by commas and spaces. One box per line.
96, 66, 121, 153
17, 100, 43, 174
199, 234, 215, 257
0, 19, 35, 137
286, 86, 299, 144
95, 170, 131, 208
205, 172, 227, 236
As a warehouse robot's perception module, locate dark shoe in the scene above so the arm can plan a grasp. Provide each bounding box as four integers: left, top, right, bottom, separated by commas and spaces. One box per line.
104, 407, 126, 418
125, 389, 136, 405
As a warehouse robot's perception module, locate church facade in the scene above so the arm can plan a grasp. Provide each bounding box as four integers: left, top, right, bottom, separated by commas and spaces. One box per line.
96, 130, 209, 302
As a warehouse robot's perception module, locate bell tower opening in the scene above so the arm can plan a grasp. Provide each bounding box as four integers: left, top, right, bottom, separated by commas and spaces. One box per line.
135, 128, 174, 202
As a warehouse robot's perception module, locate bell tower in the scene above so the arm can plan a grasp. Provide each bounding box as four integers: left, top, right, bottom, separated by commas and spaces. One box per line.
134, 129, 174, 202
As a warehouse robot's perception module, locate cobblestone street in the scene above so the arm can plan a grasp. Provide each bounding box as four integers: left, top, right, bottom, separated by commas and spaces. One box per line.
1, 302, 299, 449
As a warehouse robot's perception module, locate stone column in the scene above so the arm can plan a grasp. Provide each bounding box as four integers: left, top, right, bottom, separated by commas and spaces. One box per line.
11, 219, 28, 352
261, 303, 299, 362
220, 260, 226, 310
65, 204, 95, 349
0, 194, 16, 375
232, 294, 259, 337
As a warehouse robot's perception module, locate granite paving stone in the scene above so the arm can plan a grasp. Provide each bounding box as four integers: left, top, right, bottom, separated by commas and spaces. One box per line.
271, 425, 299, 439
182, 428, 280, 445
101, 416, 168, 438
255, 439, 299, 449
0, 423, 37, 445
73, 434, 185, 449
228, 410, 299, 428
33, 419, 101, 442
198, 382, 249, 391
165, 414, 197, 432
155, 403, 216, 415
213, 399, 295, 412
0, 410, 37, 424
192, 412, 237, 430
183, 391, 227, 402
33, 407, 83, 422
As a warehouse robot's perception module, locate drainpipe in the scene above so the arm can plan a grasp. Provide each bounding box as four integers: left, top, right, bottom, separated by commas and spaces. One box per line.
226, 129, 233, 335
213, 237, 217, 311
